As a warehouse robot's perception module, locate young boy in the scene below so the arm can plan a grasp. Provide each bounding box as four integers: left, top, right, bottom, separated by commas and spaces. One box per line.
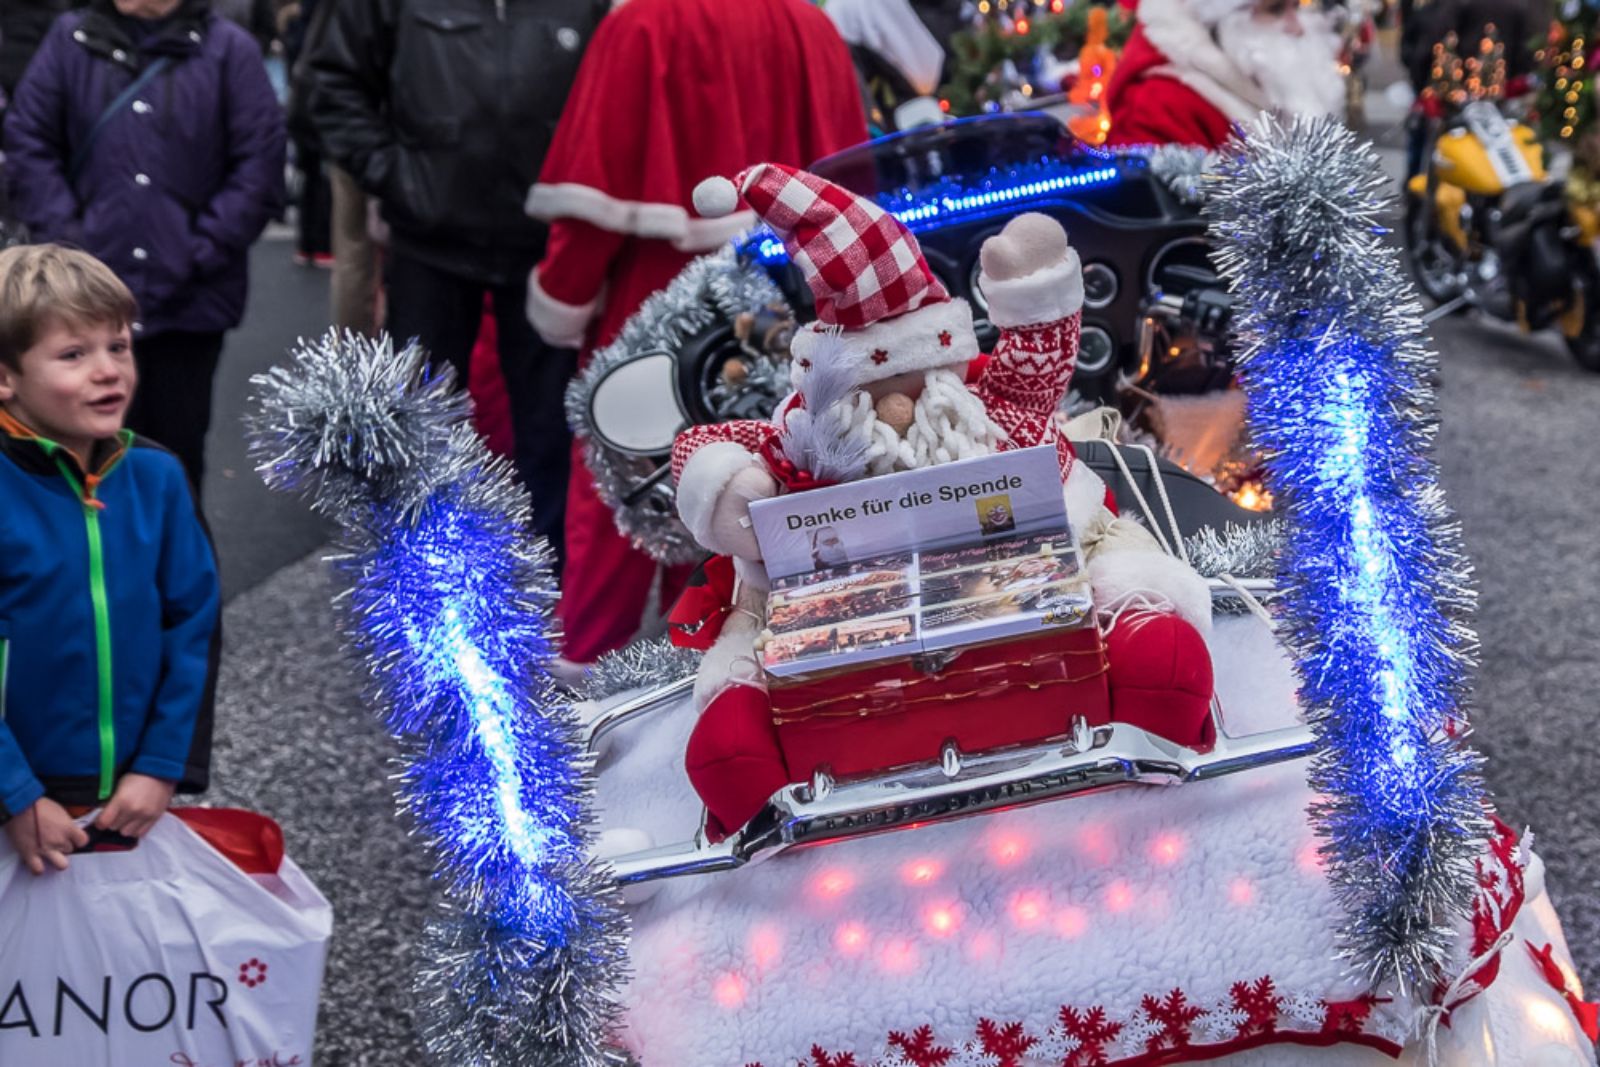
0, 244, 220, 875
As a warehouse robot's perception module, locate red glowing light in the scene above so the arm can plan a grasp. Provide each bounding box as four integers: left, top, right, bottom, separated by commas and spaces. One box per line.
880, 938, 920, 974
1076, 825, 1114, 865
989, 832, 1030, 867
924, 903, 961, 938
1051, 0, 1065, 10
1054, 906, 1089, 938
1009, 890, 1048, 927
813, 868, 855, 900
713, 973, 746, 1008
1105, 880, 1134, 913
1229, 878, 1256, 905
966, 930, 999, 961
834, 922, 869, 956
1297, 841, 1325, 874
1150, 833, 1185, 866
902, 858, 944, 886
1016, 16, 1031, 33
749, 924, 782, 970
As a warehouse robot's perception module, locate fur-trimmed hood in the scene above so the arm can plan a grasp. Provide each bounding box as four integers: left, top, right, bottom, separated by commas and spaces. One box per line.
1132, 0, 1271, 125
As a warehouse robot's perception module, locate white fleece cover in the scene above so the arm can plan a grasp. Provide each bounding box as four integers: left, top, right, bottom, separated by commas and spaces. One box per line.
589, 616, 1596, 1066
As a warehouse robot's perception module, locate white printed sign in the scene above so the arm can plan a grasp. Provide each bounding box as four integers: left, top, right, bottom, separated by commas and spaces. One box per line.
750, 446, 1068, 580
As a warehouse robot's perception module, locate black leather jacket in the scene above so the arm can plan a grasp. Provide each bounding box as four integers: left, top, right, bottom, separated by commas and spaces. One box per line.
308, 0, 606, 283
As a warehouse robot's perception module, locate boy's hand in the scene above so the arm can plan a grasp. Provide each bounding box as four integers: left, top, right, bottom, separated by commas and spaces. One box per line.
95, 774, 176, 839
4, 798, 90, 875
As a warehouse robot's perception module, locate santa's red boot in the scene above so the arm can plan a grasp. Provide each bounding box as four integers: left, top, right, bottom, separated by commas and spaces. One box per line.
685, 683, 790, 842
1102, 609, 1216, 749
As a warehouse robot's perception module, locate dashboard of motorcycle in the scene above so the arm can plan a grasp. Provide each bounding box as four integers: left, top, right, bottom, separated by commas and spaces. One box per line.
735, 115, 1226, 401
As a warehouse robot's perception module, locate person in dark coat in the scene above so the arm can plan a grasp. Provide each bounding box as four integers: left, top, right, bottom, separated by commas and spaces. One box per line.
3, 0, 287, 492
308, 0, 608, 576
0, 0, 76, 102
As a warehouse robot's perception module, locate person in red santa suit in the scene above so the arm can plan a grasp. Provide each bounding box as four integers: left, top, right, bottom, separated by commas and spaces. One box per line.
524, 0, 869, 677
666, 163, 1217, 838
1104, 0, 1347, 148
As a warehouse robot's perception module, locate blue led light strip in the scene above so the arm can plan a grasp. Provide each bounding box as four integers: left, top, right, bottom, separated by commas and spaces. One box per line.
746, 160, 1122, 264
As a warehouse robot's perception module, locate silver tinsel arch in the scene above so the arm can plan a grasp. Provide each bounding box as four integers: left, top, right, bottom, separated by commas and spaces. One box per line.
565, 247, 794, 565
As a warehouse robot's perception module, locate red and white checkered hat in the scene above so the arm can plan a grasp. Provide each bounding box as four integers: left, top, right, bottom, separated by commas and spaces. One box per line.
694, 163, 977, 384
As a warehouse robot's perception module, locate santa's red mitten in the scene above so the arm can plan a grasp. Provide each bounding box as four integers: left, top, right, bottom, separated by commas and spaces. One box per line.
685, 684, 791, 842
1103, 610, 1215, 749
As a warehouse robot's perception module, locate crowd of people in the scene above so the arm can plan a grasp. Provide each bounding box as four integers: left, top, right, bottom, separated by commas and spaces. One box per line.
0, 0, 1525, 863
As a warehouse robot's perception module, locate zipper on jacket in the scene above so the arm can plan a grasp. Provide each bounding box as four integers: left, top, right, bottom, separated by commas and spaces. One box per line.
495, 0, 505, 22
0, 635, 9, 722
51, 453, 122, 801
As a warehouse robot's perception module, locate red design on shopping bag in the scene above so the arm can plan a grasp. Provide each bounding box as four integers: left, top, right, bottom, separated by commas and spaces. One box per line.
238, 959, 269, 988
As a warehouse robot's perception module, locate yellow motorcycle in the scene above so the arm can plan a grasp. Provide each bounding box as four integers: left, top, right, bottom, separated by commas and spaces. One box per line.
1405, 99, 1600, 372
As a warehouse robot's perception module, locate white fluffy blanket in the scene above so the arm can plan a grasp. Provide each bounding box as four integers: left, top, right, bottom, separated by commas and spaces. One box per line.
589, 617, 1596, 1066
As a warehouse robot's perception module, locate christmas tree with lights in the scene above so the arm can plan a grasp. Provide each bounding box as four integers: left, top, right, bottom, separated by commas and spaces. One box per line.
938, 0, 1132, 118
1533, 2, 1598, 148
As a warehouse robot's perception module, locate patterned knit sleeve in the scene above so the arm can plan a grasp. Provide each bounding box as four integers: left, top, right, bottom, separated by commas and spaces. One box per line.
978, 313, 1082, 432
670, 419, 781, 484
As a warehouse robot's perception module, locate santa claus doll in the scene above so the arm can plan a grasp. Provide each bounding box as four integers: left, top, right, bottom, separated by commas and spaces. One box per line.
666, 163, 1218, 838
1104, 0, 1346, 148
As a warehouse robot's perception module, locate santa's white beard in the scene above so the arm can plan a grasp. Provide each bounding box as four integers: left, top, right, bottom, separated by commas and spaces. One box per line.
787, 366, 1008, 478
1216, 10, 1345, 119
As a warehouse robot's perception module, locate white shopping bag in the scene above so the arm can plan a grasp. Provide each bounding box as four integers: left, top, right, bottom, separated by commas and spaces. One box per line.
0, 808, 332, 1067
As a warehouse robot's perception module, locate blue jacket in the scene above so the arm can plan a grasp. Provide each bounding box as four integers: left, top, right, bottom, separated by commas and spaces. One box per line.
0, 419, 220, 822
2, 0, 286, 335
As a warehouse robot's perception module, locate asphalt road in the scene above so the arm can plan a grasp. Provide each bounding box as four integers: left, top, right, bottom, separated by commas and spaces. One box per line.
203, 229, 334, 601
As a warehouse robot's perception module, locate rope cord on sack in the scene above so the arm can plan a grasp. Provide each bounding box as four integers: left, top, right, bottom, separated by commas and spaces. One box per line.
1214, 571, 1276, 630
1101, 439, 1187, 563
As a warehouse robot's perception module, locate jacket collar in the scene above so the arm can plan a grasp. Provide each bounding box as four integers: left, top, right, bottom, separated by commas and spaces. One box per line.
76, 0, 213, 65
0, 407, 130, 506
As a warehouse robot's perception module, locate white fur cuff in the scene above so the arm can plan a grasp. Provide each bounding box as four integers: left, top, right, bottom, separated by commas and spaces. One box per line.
978, 248, 1084, 327
676, 441, 763, 547
1090, 547, 1213, 636
526, 267, 601, 348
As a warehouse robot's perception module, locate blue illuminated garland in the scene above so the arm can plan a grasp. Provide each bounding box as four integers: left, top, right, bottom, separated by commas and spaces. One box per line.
248, 333, 627, 1066
741, 156, 1124, 264
1206, 117, 1489, 990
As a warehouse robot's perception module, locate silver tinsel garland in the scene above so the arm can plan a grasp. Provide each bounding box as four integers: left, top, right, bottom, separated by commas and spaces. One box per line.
1184, 520, 1285, 579
248, 332, 630, 1066
580, 636, 701, 703
565, 248, 793, 565
1133, 144, 1218, 207
1206, 117, 1489, 990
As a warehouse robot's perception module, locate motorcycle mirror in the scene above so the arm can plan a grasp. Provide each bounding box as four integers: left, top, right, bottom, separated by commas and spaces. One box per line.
587, 351, 688, 458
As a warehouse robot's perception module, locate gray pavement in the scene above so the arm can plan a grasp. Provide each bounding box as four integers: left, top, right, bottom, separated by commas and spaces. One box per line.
204, 228, 335, 601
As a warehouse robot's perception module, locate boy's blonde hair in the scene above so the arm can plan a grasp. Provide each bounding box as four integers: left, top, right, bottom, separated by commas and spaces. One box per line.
0, 244, 137, 369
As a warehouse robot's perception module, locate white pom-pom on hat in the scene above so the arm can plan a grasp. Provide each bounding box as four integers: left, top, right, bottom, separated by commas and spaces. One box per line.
692, 176, 741, 218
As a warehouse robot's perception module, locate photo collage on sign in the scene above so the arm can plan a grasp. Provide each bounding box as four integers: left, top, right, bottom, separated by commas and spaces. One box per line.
758, 532, 1091, 677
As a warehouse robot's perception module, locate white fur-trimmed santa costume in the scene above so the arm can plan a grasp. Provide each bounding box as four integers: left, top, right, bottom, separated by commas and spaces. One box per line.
664, 162, 1217, 837
1105, 0, 1346, 149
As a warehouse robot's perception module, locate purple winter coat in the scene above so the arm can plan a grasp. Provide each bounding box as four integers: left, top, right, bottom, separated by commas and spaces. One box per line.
3, 0, 286, 335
